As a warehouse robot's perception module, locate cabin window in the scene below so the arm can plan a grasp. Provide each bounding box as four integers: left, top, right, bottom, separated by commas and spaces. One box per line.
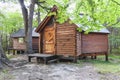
18, 38, 24, 43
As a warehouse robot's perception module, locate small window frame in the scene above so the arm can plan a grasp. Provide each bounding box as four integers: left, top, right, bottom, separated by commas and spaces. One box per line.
18, 38, 24, 43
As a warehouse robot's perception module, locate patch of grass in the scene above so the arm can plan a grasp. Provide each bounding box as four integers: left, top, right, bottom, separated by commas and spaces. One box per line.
90, 60, 120, 74
77, 54, 120, 73
111, 48, 120, 54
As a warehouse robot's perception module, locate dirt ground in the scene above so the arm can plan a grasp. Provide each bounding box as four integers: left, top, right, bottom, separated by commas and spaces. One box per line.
0, 55, 120, 80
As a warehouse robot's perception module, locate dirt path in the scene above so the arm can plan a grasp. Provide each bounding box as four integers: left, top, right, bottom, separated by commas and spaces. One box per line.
0, 55, 120, 80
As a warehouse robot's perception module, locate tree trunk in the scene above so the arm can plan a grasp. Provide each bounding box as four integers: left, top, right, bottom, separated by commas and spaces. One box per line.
19, 0, 36, 54
18, 0, 28, 53
26, 0, 36, 54
37, 4, 41, 24
0, 36, 10, 69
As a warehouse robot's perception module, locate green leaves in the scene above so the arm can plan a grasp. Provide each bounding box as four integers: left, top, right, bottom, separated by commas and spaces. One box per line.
72, 0, 120, 32
48, 12, 56, 16
0, 11, 23, 34
77, 28, 82, 32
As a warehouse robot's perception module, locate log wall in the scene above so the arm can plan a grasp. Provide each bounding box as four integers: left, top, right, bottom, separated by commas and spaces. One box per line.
56, 22, 76, 56
81, 33, 108, 53
32, 37, 39, 52
76, 32, 82, 56
13, 37, 39, 52
12, 38, 26, 50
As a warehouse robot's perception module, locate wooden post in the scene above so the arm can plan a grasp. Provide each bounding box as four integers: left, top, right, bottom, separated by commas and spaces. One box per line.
94, 55, 97, 59
106, 33, 109, 61
94, 53, 97, 59
36, 57, 40, 63
54, 23, 56, 55
39, 34, 41, 53
28, 56, 31, 62
41, 32, 43, 53
105, 52, 108, 61
91, 56, 94, 59
73, 26, 77, 63
44, 57, 48, 64
73, 56, 77, 63
13, 49, 16, 55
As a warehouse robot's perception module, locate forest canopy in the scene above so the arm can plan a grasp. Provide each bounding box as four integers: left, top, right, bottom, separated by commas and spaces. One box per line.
44, 0, 120, 33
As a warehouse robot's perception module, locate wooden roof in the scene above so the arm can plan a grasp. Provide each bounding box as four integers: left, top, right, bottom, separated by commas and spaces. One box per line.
35, 5, 57, 33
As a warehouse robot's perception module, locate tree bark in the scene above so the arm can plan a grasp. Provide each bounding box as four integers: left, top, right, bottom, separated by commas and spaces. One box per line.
37, 2, 41, 24
18, 0, 28, 53
19, 0, 36, 54
37, 8, 41, 24
26, 0, 36, 54
0, 36, 10, 69
18, 0, 28, 36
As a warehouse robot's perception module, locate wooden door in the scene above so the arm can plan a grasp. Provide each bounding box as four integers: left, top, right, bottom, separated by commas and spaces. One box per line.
44, 27, 55, 54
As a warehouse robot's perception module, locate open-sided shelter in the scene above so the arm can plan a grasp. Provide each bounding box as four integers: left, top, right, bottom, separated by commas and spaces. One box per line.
35, 5, 110, 61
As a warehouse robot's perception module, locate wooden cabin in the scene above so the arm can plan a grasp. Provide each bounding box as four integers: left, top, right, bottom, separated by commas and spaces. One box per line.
35, 6, 110, 61
10, 28, 39, 53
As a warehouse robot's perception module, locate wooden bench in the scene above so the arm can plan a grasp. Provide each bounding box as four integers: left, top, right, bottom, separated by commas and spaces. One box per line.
28, 53, 59, 64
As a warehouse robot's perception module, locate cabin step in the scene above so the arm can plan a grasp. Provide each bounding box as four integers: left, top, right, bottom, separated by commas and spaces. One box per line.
28, 53, 60, 64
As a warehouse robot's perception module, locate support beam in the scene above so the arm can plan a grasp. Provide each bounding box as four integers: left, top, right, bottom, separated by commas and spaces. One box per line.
105, 52, 108, 61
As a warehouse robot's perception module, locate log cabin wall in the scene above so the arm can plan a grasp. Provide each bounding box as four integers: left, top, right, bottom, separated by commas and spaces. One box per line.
32, 37, 39, 52
81, 33, 108, 53
56, 22, 76, 56
13, 37, 39, 52
76, 32, 82, 56
12, 38, 26, 50
39, 32, 44, 53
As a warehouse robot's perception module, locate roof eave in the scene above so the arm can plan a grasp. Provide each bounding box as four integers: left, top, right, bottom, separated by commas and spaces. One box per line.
35, 5, 57, 33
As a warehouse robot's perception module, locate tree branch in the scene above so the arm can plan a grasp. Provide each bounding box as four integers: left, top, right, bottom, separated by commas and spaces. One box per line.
37, 4, 50, 12
37, 1, 46, 4
111, 0, 120, 6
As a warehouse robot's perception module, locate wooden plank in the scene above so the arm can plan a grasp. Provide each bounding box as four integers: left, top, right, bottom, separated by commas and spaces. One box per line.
28, 53, 60, 64
54, 23, 57, 55
28, 53, 54, 57
43, 27, 55, 54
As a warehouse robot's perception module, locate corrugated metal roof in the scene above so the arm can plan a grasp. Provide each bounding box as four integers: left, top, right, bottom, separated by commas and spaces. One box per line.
76, 24, 110, 33
11, 28, 39, 38
92, 28, 110, 33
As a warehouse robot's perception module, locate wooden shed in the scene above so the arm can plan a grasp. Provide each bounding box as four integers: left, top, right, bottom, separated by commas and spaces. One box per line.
35, 6, 110, 61
10, 28, 39, 53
